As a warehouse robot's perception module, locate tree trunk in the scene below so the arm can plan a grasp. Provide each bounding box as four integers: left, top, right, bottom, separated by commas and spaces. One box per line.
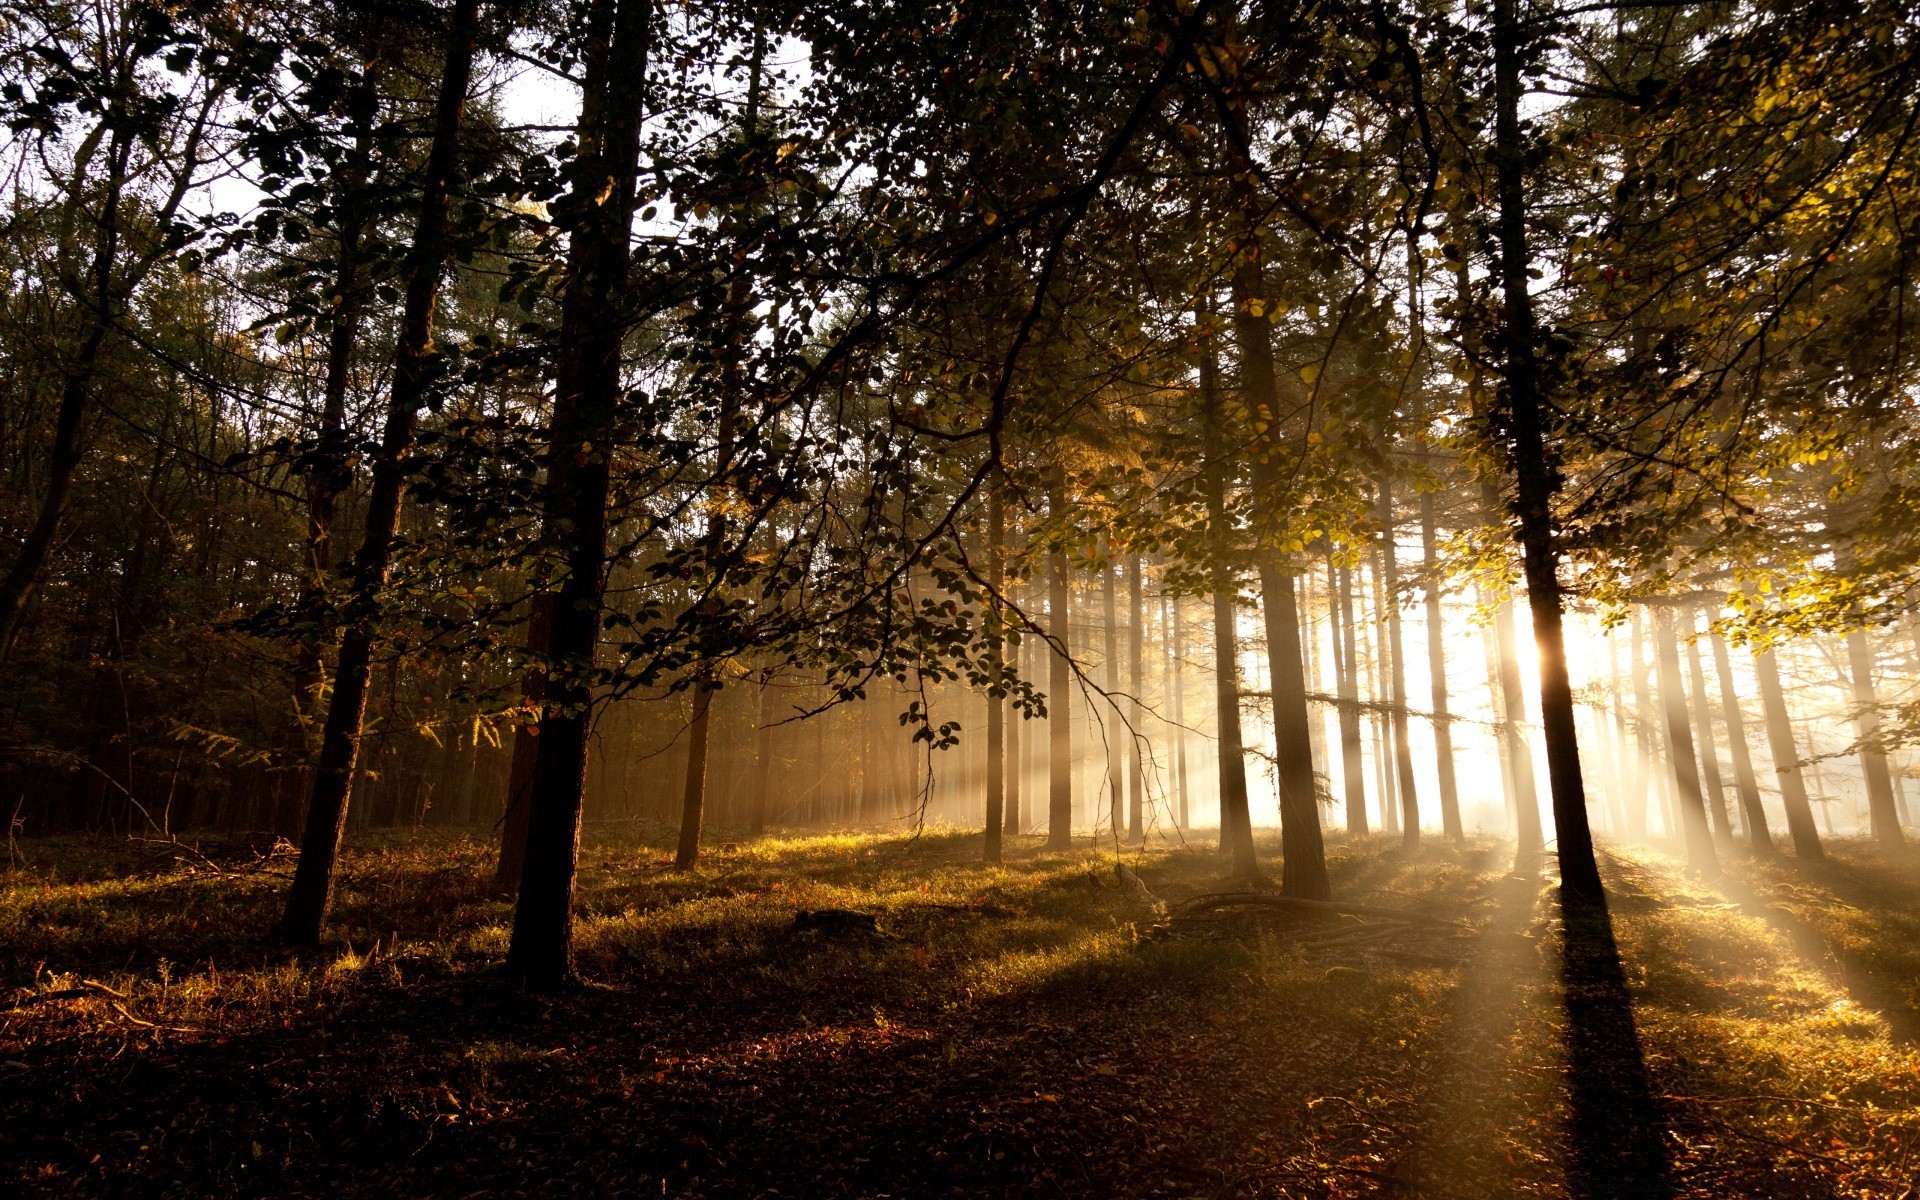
505, 0, 653, 989
1418, 487, 1463, 842
1652, 606, 1720, 875
1201, 322, 1257, 879
1491, 590, 1544, 860
1231, 267, 1325, 891
1710, 626, 1773, 853
1608, 633, 1647, 838
1376, 481, 1420, 846
750, 672, 776, 837
1127, 554, 1145, 841
1682, 612, 1733, 843
1491, 0, 1601, 899
1102, 561, 1123, 842
1331, 558, 1368, 834
1367, 552, 1399, 838
1047, 475, 1073, 851
495, 594, 552, 889
985, 487, 1005, 864
676, 684, 715, 867
281, 0, 481, 944
1171, 593, 1190, 829
1845, 629, 1905, 846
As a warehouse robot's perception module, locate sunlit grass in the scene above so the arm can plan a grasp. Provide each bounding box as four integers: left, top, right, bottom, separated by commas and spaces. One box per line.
4, 827, 1919, 1196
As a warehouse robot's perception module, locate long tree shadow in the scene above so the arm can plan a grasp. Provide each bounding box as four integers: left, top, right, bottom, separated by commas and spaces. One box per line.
1559, 886, 1673, 1200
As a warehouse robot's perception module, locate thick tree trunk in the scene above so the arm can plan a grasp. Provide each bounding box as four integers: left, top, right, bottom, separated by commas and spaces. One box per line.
495, 594, 553, 889
1845, 629, 1905, 846
1201, 325, 1257, 879
1419, 489, 1463, 842
506, 0, 653, 989
1127, 555, 1145, 841
281, 0, 481, 944
1331, 559, 1368, 834
1047, 476, 1073, 850
1491, 0, 1601, 899
1257, 560, 1331, 896
1682, 613, 1733, 843
1709, 626, 1773, 853
1652, 606, 1720, 875
985, 487, 1005, 864
1376, 482, 1420, 847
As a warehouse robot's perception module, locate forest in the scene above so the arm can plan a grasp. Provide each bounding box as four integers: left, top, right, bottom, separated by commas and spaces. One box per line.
3, 0, 1919, 1195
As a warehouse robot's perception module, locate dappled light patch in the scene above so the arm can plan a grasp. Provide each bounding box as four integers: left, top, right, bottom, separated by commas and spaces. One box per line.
4, 830, 1919, 1196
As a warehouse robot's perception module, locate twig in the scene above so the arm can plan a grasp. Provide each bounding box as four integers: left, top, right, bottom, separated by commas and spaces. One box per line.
108, 1001, 201, 1034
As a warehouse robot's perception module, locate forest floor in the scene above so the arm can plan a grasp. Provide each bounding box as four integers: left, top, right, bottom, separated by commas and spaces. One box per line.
2, 825, 1918, 1199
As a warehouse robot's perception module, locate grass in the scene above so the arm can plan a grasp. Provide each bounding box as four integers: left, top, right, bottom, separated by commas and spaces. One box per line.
2, 826, 1917, 1197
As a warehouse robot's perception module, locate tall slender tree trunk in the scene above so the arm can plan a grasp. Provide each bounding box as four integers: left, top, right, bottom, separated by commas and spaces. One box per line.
1127, 555, 1145, 841
1491, 0, 1601, 898
1102, 562, 1123, 842
1682, 613, 1733, 843
750, 673, 776, 837
1845, 629, 1905, 846
281, 0, 481, 944
1653, 606, 1720, 875
1608, 634, 1647, 838
985, 487, 1005, 864
1047, 474, 1073, 851
1419, 487, 1463, 842
1006, 594, 1026, 837
1332, 559, 1368, 834
1171, 593, 1190, 829
1367, 552, 1399, 838
1630, 608, 1673, 837
505, 0, 653, 989
1491, 590, 1544, 860
1376, 482, 1420, 847
1710, 626, 1772, 853
1201, 321, 1257, 879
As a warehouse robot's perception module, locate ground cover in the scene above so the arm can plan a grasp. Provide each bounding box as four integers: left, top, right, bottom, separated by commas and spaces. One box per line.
2, 828, 1915, 1197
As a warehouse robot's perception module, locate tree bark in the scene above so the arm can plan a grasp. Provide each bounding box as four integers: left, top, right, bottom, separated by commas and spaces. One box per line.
1653, 606, 1720, 875
750, 672, 776, 837
1229, 261, 1325, 892
1331, 558, 1368, 834
494, 594, 552, 889
1201, 322, 1257, 879
1682, 611, 1733, 843
1171, 592, 1190, 829
1127, 554, 1145, 841
1491, 0, 1601, 897
1047, 474, 1073, 850
675, 684, 714, 867
281, 0, 481, 944
505, 0, 653, 989
1709, 626, 1773, 853
985, 486, 1005, 864
1845, 629, 1905, 846
1102, 560, 1123, 841
1419, 486, 1463, 842
1376, 481, 1420, 847
1491, 590, 1543, 860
